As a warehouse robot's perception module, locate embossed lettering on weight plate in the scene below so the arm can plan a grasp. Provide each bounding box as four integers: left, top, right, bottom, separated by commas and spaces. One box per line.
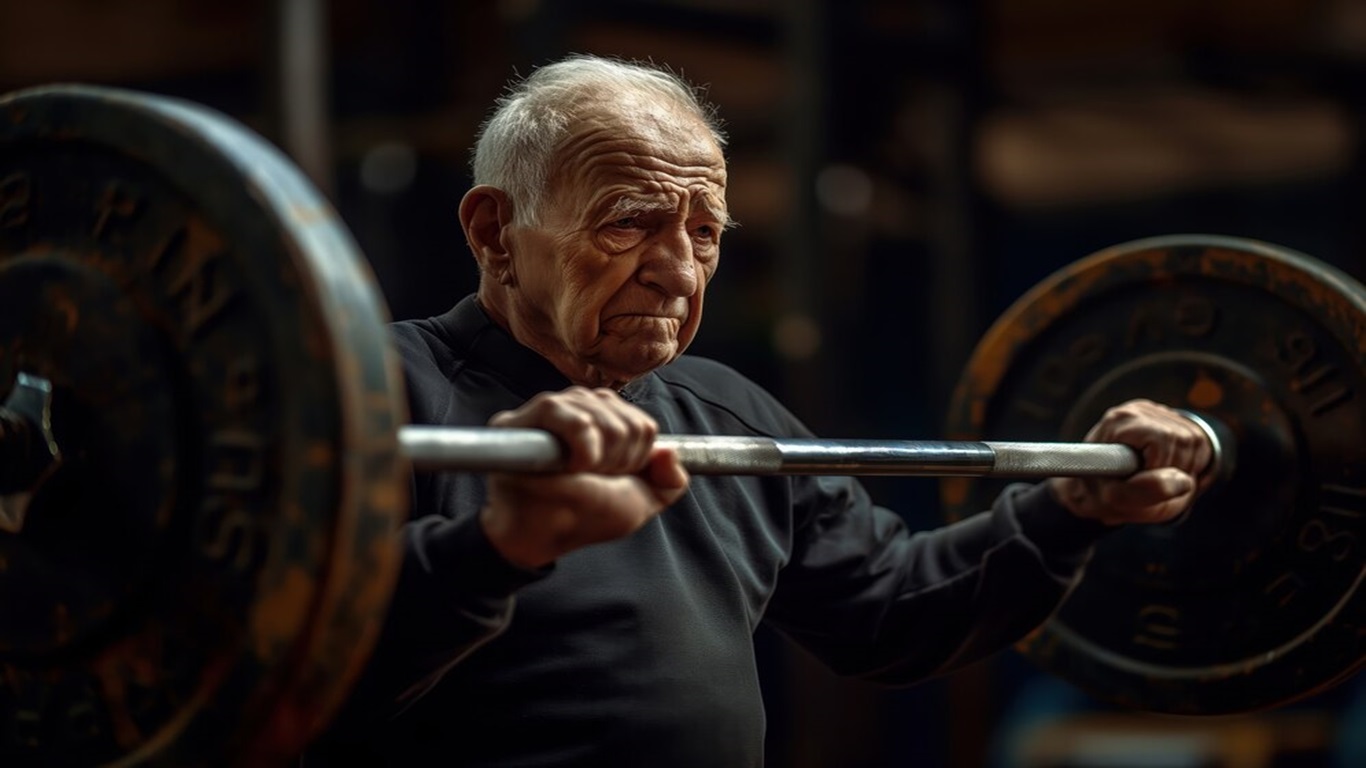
199, 355, 267, 570
1296, 484, 1364, 562
146, 222, 237, 342
0, 172, 32, 229
144, 218, 268, 571
119, 216, 268, 748
1132, 603, 1182, 651
1014, 333, 1109, 422
1259, 484, 1362, 624
1014, 294, 1221, 423
200, 429, 269, 572
91, 180, 143, 240
1263, 570, 1311, 609
1275, 331, 1355, 417
0, 159, 275, 759
1124, 294, 1219, 351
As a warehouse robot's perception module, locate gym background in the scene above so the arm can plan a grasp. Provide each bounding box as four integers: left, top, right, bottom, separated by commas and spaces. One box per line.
2, 0, 1363, 766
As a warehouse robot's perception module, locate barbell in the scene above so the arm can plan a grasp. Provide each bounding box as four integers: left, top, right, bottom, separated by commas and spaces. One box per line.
0, 84, 1361, 766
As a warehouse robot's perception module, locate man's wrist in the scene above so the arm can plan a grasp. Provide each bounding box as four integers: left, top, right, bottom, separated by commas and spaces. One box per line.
479, 504, 558, 571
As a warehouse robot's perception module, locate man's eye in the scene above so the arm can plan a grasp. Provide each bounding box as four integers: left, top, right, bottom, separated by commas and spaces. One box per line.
693, 224, 717, 240
610, 217, 638, 229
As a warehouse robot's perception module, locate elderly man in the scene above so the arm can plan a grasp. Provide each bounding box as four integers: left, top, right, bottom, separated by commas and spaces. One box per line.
304, 55, 1208, 767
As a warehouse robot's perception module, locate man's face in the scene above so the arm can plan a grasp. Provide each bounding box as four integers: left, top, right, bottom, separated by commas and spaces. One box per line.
503, 94, 729, 388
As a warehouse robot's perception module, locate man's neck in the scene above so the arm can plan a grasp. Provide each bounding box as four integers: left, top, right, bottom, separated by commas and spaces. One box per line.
475, 287, 637, 391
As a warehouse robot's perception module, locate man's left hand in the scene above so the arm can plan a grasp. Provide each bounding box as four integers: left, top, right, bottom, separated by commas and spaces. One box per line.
1049, 399, 1213, 526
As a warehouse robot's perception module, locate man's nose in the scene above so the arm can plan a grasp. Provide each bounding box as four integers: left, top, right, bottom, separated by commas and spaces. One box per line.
638, 228, 698, 297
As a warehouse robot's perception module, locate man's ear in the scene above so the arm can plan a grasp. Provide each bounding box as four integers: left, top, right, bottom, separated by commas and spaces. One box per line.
460, 185, 517, 285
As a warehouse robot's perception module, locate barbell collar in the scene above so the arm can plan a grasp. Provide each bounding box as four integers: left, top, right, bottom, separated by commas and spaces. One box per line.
0, 372, 60, 497
399, 426, 1149, 478
1175, 408, 1235, 488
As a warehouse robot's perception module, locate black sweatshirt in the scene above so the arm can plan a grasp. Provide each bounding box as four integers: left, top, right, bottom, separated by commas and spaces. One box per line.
303, 296, 1109, 767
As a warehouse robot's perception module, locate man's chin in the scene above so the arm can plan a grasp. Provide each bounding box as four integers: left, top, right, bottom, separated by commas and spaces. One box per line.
596, 341, 680, 382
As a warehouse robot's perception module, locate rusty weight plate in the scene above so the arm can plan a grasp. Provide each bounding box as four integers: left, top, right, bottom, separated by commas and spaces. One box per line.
0, 85, 408, 764
944, 235, 1366, 715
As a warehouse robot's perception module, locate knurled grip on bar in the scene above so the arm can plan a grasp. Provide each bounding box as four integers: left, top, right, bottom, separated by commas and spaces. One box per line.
982, 442, 1139, 478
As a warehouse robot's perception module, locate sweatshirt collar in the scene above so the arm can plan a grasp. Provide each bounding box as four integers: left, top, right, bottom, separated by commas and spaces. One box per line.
435, 295, 655, 402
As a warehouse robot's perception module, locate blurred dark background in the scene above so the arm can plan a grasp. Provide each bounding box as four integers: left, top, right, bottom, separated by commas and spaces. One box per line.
4, 0, 1365, 765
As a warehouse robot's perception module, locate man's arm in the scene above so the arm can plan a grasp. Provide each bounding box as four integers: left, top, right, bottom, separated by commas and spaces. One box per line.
761, 401, 1209, 685
321, 385, 690, 728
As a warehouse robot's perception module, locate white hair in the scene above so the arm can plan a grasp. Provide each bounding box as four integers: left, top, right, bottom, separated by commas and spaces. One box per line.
471, 54, 727, 226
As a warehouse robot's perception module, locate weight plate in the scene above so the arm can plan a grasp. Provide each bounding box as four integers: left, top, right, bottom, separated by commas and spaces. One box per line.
0, 85, 408, 764
944, 235, 1366, 715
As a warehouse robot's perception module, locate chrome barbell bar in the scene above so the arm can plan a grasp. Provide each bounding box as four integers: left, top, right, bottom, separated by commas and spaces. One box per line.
398, 426, 1146, 478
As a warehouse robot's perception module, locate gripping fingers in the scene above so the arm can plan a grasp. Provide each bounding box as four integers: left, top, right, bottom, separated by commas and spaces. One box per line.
1059, 399, 1215, 525
488, 387, 660, 474
1144, 408, 1208, 478
1105, 467, 1196, 524
1095, 400, 1210, 477
586, 388, 658, 472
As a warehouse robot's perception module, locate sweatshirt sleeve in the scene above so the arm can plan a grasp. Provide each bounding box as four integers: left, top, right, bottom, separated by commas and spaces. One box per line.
321, 504, 550, 729
762, 478, 1111, 685
317, 321, 556, 729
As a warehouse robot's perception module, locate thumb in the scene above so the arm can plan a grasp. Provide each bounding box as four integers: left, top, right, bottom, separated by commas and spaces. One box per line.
643, 447, 690, 506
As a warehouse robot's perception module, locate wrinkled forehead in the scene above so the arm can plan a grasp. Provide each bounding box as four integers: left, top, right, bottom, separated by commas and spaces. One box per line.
549, 90, 728, 194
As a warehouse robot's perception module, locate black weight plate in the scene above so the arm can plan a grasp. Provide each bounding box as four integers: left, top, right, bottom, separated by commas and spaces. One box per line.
944, 235, 1366, 715
0, 85, 407, 764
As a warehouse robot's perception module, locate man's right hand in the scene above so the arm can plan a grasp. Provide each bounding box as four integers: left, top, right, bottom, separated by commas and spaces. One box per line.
479, 387, 690, 569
